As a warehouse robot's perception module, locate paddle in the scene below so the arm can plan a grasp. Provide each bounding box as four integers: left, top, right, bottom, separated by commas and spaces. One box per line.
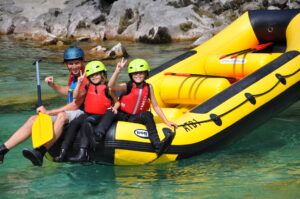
219, 42, 273, 59
164, 72, 236, 80
230, 42, 273, 58
32, 60, 53, 148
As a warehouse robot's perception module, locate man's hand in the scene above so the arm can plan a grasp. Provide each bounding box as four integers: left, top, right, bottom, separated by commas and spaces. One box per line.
36, 106, 48, 114
45, 76, 54, 86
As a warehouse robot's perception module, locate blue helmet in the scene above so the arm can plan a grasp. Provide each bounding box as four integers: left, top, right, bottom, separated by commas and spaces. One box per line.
63, 46, 84, 61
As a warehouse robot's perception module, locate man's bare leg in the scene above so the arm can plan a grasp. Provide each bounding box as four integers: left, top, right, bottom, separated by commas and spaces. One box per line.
23, 112, 70, 166
4, 115, 38, 150
45, 112, 69, 149
1, 115, 37, 164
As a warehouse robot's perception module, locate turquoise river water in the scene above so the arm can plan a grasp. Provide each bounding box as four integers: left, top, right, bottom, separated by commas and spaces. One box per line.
0, 36, 299, 199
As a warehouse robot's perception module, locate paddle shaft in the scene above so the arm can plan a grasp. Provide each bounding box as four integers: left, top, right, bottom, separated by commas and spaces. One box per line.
220, 42, 273, 59
31, 59, 54, 148
33, 60, 43, 106
164, 72, 236, 80
230, 42, 273, 58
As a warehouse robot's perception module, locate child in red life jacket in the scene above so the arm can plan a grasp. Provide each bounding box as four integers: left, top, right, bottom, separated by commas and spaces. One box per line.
94, 58, 177, 156
54, 61, 120, 162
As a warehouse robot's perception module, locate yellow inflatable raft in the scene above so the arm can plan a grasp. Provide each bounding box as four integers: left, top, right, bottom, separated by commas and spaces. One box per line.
49, 9, 300, 165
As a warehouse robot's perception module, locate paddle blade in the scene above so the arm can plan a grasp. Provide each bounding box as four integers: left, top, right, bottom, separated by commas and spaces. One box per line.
253, 42, 273, 50
32, 112, 53, 148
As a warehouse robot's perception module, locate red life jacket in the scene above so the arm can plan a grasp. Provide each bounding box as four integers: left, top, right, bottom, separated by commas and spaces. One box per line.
68, 73, 74, 86
120, 82, 151, 114
84, 84, 112, 114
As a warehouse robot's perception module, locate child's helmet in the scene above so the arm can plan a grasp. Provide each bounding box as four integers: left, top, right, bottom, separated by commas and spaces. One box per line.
64, 46, 84, 61
128, 59, 150, 74
85, 61, 107, 77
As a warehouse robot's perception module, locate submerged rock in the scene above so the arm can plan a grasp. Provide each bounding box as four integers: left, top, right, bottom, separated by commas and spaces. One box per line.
89, 42, 128, 60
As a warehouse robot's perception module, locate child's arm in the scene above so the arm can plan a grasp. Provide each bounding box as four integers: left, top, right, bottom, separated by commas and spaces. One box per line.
149, 84, 178, 128
73, 71, 86, 99
109, 89, 120, 114
108, 57, 127, 92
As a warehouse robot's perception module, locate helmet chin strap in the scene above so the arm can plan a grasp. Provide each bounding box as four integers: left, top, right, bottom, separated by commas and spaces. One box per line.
134, 81, 145, 87
94, 82, 102, 86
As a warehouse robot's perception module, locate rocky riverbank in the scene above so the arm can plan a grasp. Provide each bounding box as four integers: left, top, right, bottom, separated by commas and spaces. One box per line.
1, 0, 299, 44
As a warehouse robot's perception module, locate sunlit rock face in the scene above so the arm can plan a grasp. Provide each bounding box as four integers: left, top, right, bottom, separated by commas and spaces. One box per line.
0, 0, 298, 44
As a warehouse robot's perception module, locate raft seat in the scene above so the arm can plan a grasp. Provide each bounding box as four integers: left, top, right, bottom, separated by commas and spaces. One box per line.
152, 76, 231, 122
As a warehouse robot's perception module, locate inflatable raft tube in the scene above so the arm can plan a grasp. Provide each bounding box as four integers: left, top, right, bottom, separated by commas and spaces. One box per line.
48, 9, 300, 165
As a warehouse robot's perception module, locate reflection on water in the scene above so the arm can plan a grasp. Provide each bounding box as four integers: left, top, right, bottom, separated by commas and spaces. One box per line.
0, 37, 299, 199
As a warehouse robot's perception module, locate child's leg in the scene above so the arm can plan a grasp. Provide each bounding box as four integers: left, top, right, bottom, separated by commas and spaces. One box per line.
54, 113, 87, 162
128, 111, 174, 155
68, 115, 98, 163
82, 114, 103, 147
128, 112, 161, 149
94, 110, 119, 140
60, 113, 87, 150
83, 114, 103, 149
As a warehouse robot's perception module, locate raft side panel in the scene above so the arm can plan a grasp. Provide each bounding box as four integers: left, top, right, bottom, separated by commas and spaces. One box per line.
174, 80, 300, 159
191, 51, 300, 114
89, 81, 300, 161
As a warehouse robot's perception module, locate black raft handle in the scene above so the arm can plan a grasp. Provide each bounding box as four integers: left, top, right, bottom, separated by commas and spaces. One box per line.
245, 93, 256, 105
210, 113, 222, 126
275, 73, 286, 85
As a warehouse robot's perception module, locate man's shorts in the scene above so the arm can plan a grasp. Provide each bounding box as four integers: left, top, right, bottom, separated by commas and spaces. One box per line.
50, 109, 84, 123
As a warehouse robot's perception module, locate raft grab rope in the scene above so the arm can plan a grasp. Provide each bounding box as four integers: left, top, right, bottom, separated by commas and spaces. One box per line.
176, 68, 300, 129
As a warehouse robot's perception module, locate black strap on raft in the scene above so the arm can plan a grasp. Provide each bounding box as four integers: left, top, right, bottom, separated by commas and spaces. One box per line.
176, 67, 300, 131
245, 93, 256, 105
275, 73, 286, 85
210, 114, 222, 126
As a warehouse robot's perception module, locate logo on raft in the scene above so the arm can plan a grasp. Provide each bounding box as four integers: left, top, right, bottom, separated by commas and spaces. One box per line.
134, 129, 149, 139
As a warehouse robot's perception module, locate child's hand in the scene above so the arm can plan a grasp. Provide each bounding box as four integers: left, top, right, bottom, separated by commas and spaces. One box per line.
116, 57, 127, 73
45, 76, 54, 85
111, 107, 118, 114
165, 121, 178, 128
78, 71, 85, 84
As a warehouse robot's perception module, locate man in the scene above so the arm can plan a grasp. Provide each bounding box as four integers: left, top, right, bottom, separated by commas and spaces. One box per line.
0, 46, 87, 166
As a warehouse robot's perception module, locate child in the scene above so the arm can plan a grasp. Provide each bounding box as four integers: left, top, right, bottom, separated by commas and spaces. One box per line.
95, 58, 177, 156
0, 46, 87, 166
54, 60, 120, 162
